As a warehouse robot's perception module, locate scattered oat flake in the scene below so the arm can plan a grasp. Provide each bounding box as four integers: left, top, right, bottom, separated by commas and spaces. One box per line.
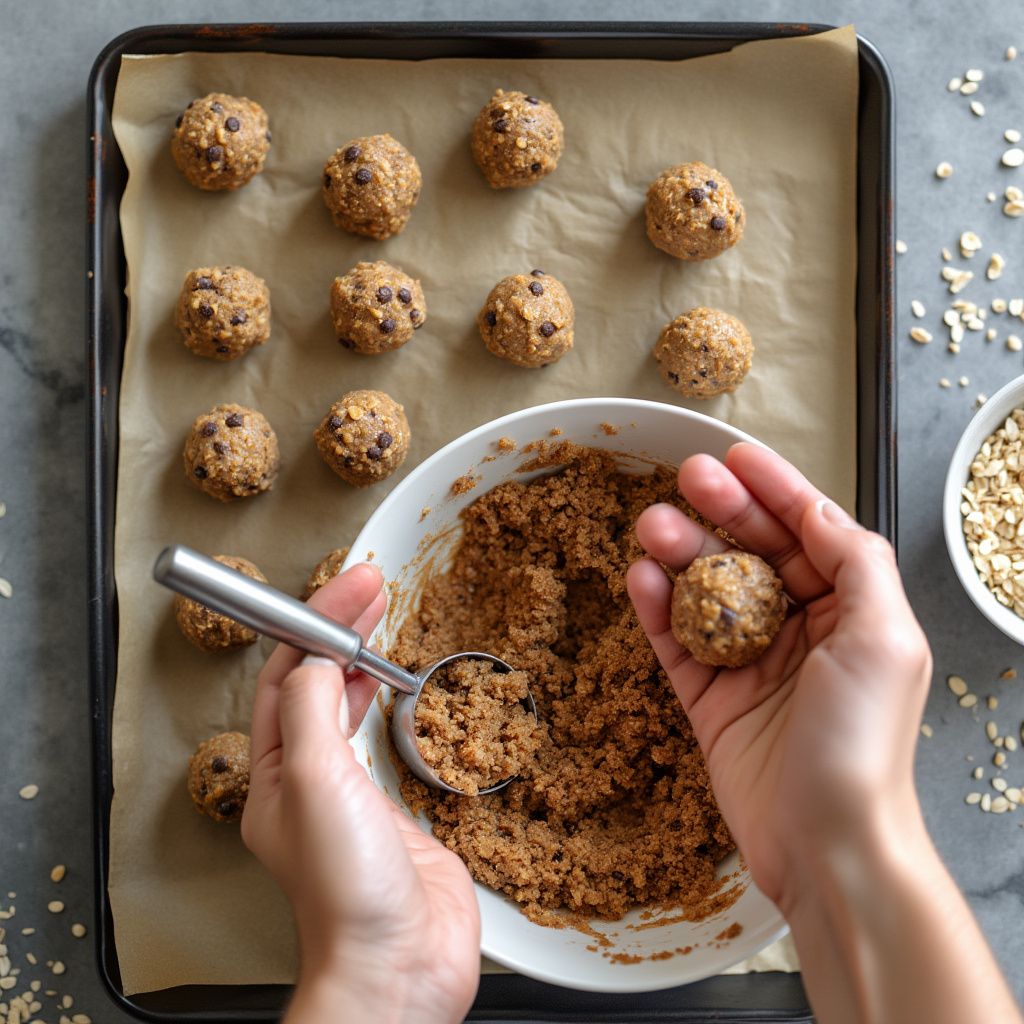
1007, 736, 1019, 752
17, 785, 38, 800
942, 246, 953, 261
51, 961, 65, 976
1007, 129, 1023, 144
974, 765, 984, 779
1002, 148, 1024, 167
988, 191, 998, 202
988, 328, 998, 342
920, 723, 934, 738
911, 299, 926, 318
947, 76, 963, 91
960, 80, 980, 95
939, 377, 952, 389
1007, 46, 1018, 61
960, 230, 983, 256
50, 865, 66, 883
960, 693, 979, 708
988, 253, 1006, 280
910, 327, 933, 344
966, 792, 983, 804
959, 376, 970, 387
948, 674, 969, 696
1009, 336, 1022, 352
70, 923, 86, 939
982, 792, 993, 811
995, 751, 1007, 767
937, 162, 954, 179
977, 394, 989, 407
1011, 298, 1024, 317
971, 100, 986, 117
966, 68, 984, 82
988, 695, 1000, 710
0, 579, 11, 599
47, 901, 64, 914
1000, 667, 1017, 680
895, 238, 908, 254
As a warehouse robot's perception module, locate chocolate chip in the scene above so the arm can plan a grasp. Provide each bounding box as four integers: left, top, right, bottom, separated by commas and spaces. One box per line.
265, 130, 272, 142
343, 144, 361, 162
377, 432, 393, 449
229, 312, 247, 326
366, 446, 382, 460
484, 310, 497, 327
175, 114, 183, 128
719, 607, 737, 629
354, 167, 372, 184
216, 345, 230, 354
530, 269, 545, 277
539, 321, 556, 338
216, 801, 237, 818
494, 118, 510, 133
705, 179, 717, 189
699, 369, 708, 378
200, 421, 217, 437
685, 187, 706, 206
530, 162, 541, 172
205, 145, 224, 163
710, 216, 727, 231
194, 276, 213, 290
376, 285, 393, 303
667, 371, 680, 383
529, 281, 544, 295
198, 303, 213, 318
225, 412, 244, 427
211, 756, 229, 772
324, 172, 332, 188
213, 441, 228, 455
329, 415, 344, 429
194, 465, 208, 479
380, 318, 396, 334
409, 309, 420, 322
211, 101, 223, 114
187, 100, 194, 109
397, 287, 412, 304
525, 95, 540, 104
337, 338, 355, 350
225, 116, 240, 132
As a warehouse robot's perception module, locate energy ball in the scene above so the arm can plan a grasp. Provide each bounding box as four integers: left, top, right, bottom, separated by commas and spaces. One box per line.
171, 92, 270, 191
477, 270, 574, 368
322, 134, 421, 240
671, 551, 786, 669
470, 89, 564, 189
314, 389, 410, 487
330, 261, 426, 354
175, 555, 268, 651
301, 547, 350, 600
654, 307, 753, 398
183, 403, 280, 502
187, 732, 251, 822
645, 162, 744, 260
176, 266, 271, 361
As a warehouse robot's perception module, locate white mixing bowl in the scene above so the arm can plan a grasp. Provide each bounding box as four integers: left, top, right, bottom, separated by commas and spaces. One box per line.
346, 397, 788, 993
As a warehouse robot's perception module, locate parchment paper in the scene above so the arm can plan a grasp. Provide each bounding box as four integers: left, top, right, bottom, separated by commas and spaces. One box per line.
109, 28, 858, 995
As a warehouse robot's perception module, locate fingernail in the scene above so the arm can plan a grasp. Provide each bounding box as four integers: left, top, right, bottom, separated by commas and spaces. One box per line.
817, 498, 862, 530
301, 655, 339, 668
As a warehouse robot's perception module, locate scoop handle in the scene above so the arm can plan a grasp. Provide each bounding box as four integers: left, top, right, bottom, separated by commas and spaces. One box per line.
153, 545, 418, 694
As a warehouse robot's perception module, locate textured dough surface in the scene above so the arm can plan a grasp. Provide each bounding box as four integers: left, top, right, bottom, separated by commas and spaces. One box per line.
171, 92, 270, 191
330, 261, 426, 354
477, 271, 574, 368
175, 555, 267, 651
176, 265, 271, 361
470, 89, 564, 189
671, 551, 786, 668
654, 307, 753, 398
314, 389, 410, 486
645, 161, 744, 260
187, 732, 251, 822
182, 403, 280, 502
301, 548, 350, 600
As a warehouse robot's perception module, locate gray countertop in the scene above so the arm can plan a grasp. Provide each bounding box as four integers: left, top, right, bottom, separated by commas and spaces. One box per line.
2, 0, 1022, 1019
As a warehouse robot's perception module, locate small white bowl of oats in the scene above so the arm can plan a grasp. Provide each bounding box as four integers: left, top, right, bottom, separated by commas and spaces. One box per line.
944, 373, 1024, 644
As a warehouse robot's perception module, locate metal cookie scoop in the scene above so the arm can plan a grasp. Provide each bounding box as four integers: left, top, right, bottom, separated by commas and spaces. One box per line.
153, 545, 537, 796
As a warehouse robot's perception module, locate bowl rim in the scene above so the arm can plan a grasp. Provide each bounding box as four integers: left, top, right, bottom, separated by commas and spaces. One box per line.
349, 396, 790, 990
942, 372, 1024, 645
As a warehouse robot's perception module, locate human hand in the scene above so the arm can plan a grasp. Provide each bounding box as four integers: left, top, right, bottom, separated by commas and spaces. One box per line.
242, 564, 480, 1024
626, 443, 932, 917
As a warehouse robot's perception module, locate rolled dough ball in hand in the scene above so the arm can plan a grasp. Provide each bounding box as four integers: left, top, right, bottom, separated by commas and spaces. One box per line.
671, 551, 786, 668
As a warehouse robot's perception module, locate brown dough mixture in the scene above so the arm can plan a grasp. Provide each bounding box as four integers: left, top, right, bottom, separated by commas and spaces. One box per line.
301, 547, 350, 600
671, 551, 786, 668
176, 265, 271, 361
415, 658, 542, 796
171, 92, 270, 191
187, 731, 251, 822
175, 554, 267, 651
391, 445, 734, 923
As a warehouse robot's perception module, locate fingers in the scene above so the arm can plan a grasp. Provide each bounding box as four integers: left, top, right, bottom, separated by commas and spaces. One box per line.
635, 503, 731, 570
676, 453, 831, 604
251, 563, 385, 765
625, 558, 715, 712
277, 658, 347, 757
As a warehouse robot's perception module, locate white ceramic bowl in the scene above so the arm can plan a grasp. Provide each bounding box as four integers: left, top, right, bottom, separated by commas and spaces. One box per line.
346, 398, 788, 993
943, 374, 1024, 645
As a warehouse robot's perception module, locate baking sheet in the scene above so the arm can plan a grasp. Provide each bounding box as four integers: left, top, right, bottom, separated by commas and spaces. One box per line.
109, 27, 858, 995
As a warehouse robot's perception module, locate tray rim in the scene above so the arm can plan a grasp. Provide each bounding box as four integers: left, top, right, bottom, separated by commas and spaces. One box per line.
87, 20, 893, 1023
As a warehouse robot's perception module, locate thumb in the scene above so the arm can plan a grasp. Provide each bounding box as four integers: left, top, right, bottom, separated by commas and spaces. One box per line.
277, 656, 350, 758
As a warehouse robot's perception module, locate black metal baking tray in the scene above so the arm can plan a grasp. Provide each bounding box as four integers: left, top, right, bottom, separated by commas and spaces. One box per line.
87, 21, 894, 1023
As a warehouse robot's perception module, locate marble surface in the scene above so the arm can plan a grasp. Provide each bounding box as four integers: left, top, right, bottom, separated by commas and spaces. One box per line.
1, 0, 1023, 1019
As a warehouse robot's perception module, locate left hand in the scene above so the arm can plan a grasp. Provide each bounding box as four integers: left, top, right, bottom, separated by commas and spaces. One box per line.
242, 563, 480, 1024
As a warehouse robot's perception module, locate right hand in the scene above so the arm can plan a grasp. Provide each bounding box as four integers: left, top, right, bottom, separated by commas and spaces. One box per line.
626, 443, 933, 916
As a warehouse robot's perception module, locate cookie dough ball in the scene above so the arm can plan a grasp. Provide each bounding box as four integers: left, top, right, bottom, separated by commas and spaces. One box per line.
322, 134, 421, 239
171, 93, 270, 191
477, 270, 574, 368
645, 162, 744, 260
314, 389, 410, 487
175, 555, 267, 651
176, 266, 271, 360
302, 548, 350, 600
671, 551, 786, 668
183, 403, 279, 502
470, 89, 564, 189
330, 261, 426, 354
654, 307, 753, 398
187, 732, 251, 822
